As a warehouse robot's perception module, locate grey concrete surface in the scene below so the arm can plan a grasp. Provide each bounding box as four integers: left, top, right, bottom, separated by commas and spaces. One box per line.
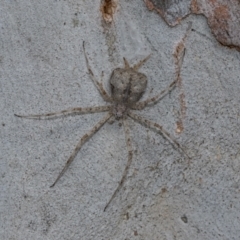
1, 1, 240, 239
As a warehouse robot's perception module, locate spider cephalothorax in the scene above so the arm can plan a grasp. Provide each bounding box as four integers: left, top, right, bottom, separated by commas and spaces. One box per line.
15, 25, 191, 211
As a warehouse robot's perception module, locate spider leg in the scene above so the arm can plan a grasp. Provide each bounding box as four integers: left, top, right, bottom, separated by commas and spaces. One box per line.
83, 42, 112, 103
173, 22, 192, 79
14, 105, 111, 120
132, 23, 192, 111
132, 78, 177, 110
50, 112, 112, 188
128, 111, 190, 159
172, 22, 192, 124
104, 117, 133, 211
123, 57, 130, 69
132, 54, 151, 71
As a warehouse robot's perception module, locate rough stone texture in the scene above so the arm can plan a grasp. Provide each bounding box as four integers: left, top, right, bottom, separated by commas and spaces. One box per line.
1, 0, 240, 239
145, 0, 240, 50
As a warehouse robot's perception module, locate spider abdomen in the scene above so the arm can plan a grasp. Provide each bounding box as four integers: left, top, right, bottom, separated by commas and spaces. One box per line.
110, 68, 147, 105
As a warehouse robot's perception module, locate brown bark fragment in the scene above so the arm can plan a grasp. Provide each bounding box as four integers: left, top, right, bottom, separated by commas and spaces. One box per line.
191, 0, 240, 50
144, 0, 240, 50
145, 0, 155, 11
144, 0, 191, 26
100, 0, 118, 23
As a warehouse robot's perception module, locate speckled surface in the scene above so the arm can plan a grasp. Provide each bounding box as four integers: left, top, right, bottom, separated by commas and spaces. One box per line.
1, 1, 240, 239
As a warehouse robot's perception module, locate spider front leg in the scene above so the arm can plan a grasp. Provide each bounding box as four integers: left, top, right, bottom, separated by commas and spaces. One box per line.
128, 111, 190, 159
173, 22, 192, 80
133, 23, 192, 111
83, 41, 112, 103
104, 118, 133, 211
50, 112, 112, 187
132, 41, 186, 110
132, 54, 151, 71
14, 106, 111, 119
132, 78, 178, 110
132, 47, 183, 110
122, 54, 151, 70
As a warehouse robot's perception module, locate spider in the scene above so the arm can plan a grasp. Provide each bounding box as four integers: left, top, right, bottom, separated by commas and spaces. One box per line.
15, 28, 191, 211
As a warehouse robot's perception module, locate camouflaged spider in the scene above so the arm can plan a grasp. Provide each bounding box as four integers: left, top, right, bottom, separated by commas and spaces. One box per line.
15, 30, 190, 211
